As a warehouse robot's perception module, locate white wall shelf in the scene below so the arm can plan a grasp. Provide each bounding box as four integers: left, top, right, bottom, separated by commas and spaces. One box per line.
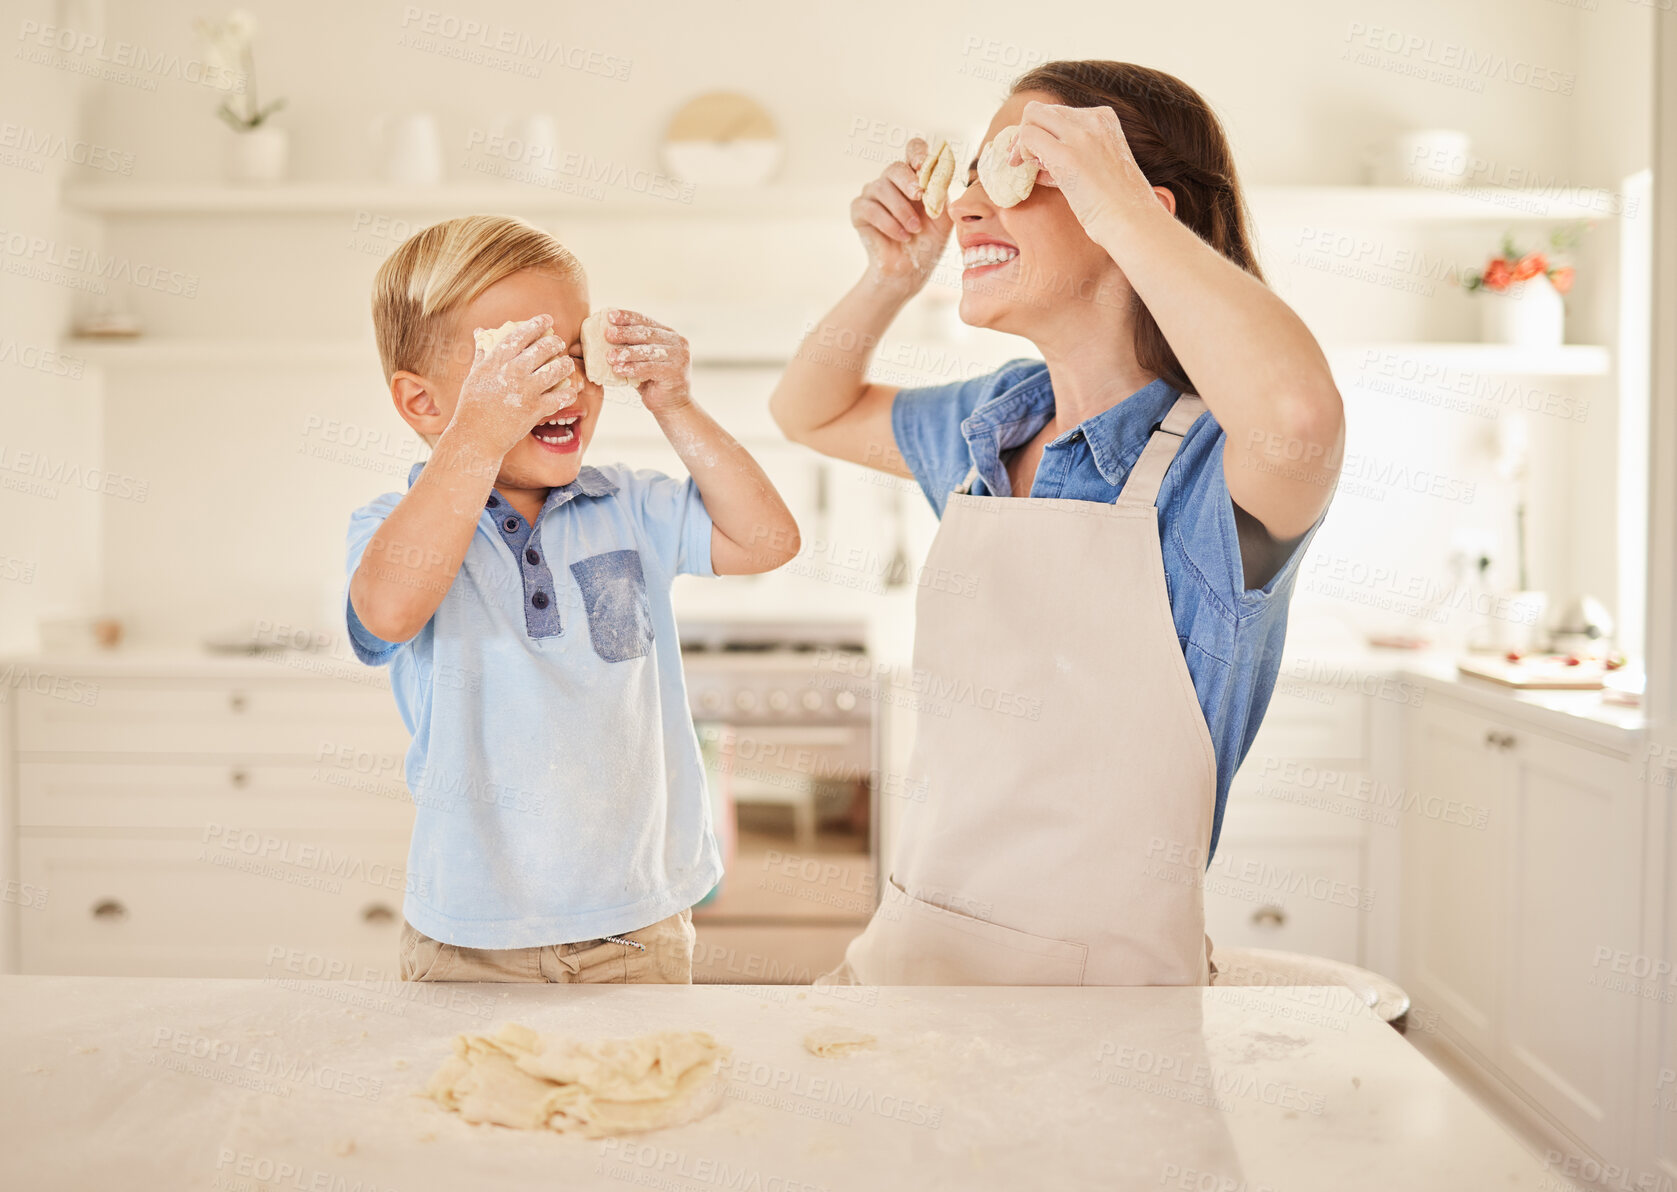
68, 337, 1611, 378
61, 182, 1622, 223
1251, 185, 1622, 224
62, 337, 794, 368
58, 181, 859, 217
1326, 342, 1611, 377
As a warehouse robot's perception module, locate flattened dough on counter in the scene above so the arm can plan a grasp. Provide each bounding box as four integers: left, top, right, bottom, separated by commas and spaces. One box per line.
426, 1022, 729, 1137
802, 1025, 877, 1057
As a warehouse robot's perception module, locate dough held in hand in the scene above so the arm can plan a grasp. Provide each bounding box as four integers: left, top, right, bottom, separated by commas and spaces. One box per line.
473, 320, 521, 356
802, 1025, 876, 1057
580, 309, 636, 388
977, 125, 1037, 208
426, 1022, 730, 1137
915, 139, 957, 219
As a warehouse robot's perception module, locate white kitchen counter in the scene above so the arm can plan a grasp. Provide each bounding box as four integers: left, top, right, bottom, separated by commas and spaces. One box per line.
0, 977, 1572, 1191
1275, 643, 1646, 754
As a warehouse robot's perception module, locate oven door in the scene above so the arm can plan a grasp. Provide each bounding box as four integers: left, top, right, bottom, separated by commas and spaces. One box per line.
691, 717, 878, 984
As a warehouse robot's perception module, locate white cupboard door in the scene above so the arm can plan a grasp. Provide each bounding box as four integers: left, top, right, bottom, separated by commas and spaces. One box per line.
1403, 701, 1508, 1057
1203, 839, 1366, 962
1499, 732, 1637, 1156
19, 834, 412, 977
1648, 767, 1677, 1187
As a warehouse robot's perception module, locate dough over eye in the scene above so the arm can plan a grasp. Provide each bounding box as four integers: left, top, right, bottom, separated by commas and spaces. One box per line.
916, 138, 957, 219
977, 125, 1037, 208
580, 309, 637, 388
473, 320, 521, 355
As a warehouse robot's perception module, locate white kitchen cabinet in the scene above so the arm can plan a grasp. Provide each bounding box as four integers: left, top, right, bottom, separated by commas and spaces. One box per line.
1203, 837, 1366, 960
1217, 677, 1372, 964
2, 665, 413, 978
1402, 691, 1641, 1166
1500, 729, 1640, 1154
19, 833, 410, 977
1403, 700, 1510, 1056
1636, 756, 1677, 1189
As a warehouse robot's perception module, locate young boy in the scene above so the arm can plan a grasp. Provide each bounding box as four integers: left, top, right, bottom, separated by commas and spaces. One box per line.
346, 214, 799, 982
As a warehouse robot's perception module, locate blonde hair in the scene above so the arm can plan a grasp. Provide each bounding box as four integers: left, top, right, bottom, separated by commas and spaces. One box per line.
371, 214, 584, 380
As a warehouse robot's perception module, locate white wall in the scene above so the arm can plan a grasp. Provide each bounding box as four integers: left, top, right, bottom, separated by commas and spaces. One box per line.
0, 11, 107, 653
0, 0, 1654, 656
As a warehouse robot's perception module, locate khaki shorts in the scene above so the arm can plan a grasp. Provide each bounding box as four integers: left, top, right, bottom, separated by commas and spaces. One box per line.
398, 909, 695, 984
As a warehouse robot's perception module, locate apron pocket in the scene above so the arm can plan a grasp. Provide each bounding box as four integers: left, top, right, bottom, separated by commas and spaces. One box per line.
865, 876, 1089, 986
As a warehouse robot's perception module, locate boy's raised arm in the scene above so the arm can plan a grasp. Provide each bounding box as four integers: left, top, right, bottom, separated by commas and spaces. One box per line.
600, 310, 800, 576
350, 314, 576, 643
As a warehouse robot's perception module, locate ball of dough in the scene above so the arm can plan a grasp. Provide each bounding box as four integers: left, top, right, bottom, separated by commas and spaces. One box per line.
580, 309, 636, 388
473, 320, 521, 355
977, 125, 1037, 208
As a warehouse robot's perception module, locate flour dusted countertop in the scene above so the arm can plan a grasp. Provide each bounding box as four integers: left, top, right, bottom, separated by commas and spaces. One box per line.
0, 977, 1572, 1191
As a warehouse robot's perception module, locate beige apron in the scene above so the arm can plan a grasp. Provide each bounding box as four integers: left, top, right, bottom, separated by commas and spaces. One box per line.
830, 394, 1219, 986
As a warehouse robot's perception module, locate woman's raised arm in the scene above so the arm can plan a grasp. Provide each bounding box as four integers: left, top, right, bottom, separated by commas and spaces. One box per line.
770, 138, 952, 477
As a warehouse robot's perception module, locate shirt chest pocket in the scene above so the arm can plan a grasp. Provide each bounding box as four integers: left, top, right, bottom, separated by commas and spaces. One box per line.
569, 549, 653, 662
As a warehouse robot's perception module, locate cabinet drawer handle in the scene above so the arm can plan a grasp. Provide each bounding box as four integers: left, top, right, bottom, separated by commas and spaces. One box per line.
1251, 905, 1287, 930
229, 768, 250, 788
362, 903, 397, 925
91, 899, 128, 921
1483, 729, 1517, 750
229, 692, 248, 713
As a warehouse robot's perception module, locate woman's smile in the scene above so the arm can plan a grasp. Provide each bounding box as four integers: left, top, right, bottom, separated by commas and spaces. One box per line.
960, 234, 1021, 278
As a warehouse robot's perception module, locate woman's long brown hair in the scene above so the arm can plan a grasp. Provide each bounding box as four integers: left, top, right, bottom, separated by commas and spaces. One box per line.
1012, 61, 1263, 396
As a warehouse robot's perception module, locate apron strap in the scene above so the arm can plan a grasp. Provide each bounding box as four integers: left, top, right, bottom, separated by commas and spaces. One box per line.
952, 466, 981, 496
1115, 394, 1207, 510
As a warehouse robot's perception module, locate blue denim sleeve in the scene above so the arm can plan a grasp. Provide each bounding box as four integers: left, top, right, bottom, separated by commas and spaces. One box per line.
889, 370, 1002, 517
1173, 428, 1335, 616
622, 468, 716, 579
344, 494, 404, 667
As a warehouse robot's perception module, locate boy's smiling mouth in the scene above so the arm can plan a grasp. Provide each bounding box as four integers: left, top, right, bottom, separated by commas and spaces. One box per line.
531, 414, 582, 453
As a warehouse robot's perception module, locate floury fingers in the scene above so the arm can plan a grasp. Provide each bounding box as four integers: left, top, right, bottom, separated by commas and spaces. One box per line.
580, 309, 637, 387
915, 138, 957, 219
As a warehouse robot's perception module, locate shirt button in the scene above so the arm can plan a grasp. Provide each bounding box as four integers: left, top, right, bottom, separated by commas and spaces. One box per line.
486, 494, 499, 508
525, 548, 540, 566
502, 517, 519, 533
531, 591, 549, 609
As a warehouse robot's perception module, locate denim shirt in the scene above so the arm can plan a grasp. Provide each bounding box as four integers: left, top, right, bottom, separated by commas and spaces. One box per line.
891, 360, 1332, 860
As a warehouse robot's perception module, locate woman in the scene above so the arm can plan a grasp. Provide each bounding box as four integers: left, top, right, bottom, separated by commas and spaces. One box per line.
770, 61, 1344, 986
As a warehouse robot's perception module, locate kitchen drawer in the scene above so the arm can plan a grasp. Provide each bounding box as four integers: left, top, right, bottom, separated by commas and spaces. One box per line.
19, 759, 415, 833
18, 834, 413, 977
1203, 840, 1366, 964
1243, 686, 1367, 762
14, 678, 408, 756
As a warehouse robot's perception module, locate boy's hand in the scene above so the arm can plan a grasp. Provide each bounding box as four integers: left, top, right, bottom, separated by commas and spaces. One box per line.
449, 314, 580, 455
603, 310, 692, 414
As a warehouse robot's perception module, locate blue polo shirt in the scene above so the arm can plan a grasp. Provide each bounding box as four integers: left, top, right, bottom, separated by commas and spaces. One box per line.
343, 460, 723, 948
892, 361, 1334, 860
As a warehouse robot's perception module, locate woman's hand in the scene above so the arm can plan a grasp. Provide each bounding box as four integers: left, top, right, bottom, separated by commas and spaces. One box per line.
850, 137, 952, 292
603, 310, 692, 413
1010, 100, 1162, 238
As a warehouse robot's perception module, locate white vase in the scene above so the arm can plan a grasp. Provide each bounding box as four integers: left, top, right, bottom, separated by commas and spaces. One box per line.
1479, 274, 1565, 347
370, 113, 444, 187
226, 125, 288, 185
